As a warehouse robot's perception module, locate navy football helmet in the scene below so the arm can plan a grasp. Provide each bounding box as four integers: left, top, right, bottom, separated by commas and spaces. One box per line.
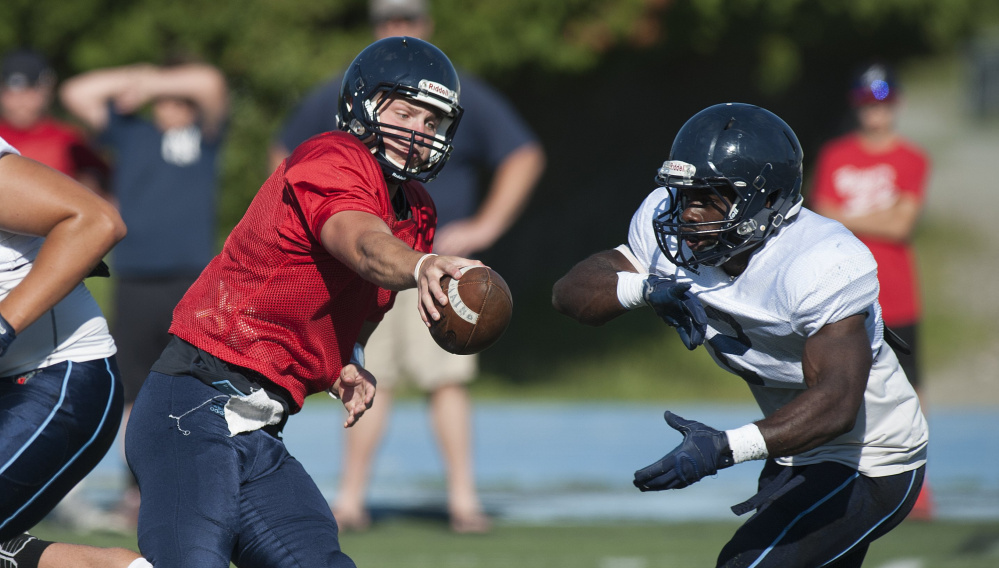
338, 36, 463, 183
652, 103, 803, 271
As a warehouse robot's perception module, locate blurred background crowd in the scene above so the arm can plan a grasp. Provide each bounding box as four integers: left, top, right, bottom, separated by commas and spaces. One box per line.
3, 0, 999, 539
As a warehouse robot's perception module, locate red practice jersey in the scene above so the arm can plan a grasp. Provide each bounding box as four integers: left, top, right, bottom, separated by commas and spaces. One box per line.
810, 133, 929, 326
170, 131, 436, 411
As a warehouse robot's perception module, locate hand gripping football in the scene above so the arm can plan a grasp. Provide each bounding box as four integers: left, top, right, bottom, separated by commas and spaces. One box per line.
429, 266, 513, 355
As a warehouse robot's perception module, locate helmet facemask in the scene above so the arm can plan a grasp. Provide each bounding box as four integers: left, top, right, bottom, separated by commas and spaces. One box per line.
651, 104, 804, 273
653, 160, 801, 273
345, 83, 460, 183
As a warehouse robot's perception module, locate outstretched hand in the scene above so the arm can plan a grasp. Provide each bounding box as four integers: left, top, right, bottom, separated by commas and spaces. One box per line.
633, 411, 734, 491
331, 363, 376, 428
643, 276, 707, 350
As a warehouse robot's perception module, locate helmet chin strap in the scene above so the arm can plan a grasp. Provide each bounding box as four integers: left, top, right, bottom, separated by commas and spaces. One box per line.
784, 196, 804, 219
383, 151, 408, 170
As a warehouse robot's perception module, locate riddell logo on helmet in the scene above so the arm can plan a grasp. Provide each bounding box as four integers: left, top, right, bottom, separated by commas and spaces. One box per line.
419, 79, 455, 102
661, 160, 697, 179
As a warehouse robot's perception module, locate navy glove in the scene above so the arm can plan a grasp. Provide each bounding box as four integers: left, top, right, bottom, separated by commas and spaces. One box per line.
0, 312, 15, 358
643, 276, 707, 350
633, 411, 734, 491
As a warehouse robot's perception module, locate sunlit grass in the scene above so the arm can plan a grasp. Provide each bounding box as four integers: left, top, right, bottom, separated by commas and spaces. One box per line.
28, 518, 999, 568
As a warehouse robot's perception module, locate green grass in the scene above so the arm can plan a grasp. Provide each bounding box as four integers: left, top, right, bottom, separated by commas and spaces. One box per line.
28, 518, 999, 567
912, 216, 997, 376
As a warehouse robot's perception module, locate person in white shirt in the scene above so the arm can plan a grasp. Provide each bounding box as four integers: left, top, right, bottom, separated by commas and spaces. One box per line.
0, 137, 150, 568
552, 103, 927, 568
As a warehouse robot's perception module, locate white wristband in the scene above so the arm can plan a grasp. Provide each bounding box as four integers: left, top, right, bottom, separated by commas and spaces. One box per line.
616, 271, 649, 310
725, 423, 769, 464
414, 253, 437, 284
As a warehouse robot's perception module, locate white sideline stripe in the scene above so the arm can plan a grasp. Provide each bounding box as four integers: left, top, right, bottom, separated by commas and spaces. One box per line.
874, 559, 924, 568
599, 558, 648, 568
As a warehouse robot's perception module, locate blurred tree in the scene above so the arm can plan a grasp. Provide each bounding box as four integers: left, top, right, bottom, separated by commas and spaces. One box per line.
2, 0, 996, 231
3, 0, 998, 391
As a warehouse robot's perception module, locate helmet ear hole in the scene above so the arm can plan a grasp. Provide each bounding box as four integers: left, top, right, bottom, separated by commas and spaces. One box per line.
765, 189, 781, 208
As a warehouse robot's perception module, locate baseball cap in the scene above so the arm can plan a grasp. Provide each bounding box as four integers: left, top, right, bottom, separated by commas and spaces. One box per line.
369, 0, 428, 23
849, 62, 898, 107
1, 49, 55, 90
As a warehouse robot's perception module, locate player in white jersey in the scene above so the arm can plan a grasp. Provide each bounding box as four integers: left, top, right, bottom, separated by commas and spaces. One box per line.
553, 103, 927, 568
0, 137, 151, 567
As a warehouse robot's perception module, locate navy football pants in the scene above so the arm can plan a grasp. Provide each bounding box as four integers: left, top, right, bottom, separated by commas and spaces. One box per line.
125, 373, 356, 568
718, 458, 924, 567
0, 358, 124, 540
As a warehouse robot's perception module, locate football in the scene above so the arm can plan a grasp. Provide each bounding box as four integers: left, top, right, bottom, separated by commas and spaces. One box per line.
428, 266, 513, 355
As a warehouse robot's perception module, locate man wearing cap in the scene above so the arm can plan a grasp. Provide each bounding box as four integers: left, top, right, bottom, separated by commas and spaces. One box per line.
0, 48, 109, 196
270, 0, 545, 534
808, 62, 933, 518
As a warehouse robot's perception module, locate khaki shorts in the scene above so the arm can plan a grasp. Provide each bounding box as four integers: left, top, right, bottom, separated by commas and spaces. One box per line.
364, 288, 477, 390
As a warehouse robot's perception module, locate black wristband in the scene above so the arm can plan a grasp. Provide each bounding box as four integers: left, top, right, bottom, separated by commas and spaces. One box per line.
0, 311, 16, 357
0, 533, 54, 568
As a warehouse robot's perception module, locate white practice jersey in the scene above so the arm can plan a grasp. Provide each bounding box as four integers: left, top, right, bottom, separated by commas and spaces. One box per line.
622, 186, 927, 477
0, 137, 116, 377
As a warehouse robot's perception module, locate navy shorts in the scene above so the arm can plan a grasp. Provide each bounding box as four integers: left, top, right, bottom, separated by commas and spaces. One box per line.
718, 459, 925, 567
0, 358, 124, 540
113, 276, 198, 403
125, 372, 355, 568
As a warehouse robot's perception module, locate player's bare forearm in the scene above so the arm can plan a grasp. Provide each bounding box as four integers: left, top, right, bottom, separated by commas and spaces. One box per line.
472, 144, 545, 243
321, 210, 424, 290
0, 154, 126, 332
553, 250, 634, 326
321, 210, 485, 325
756, 314, 871, 456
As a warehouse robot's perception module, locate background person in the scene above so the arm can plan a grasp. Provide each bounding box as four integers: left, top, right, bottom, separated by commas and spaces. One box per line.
0, 48, 109, 198
808, 62, 933, 519
271, 0, 545, 533
0, 137, 150, 568
553, 103, 928, 567
59, 59, 229, 524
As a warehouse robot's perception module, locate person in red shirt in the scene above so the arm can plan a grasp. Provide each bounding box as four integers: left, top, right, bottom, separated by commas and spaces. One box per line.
122, 37, 478, 568
808, 61, 933, 518
0, 49, 108, 195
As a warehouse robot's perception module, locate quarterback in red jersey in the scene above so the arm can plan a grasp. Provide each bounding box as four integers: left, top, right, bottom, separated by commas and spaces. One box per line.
124, 37, 479, 568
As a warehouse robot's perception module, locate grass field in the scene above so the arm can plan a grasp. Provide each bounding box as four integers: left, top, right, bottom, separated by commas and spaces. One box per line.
28, 517, 999, 567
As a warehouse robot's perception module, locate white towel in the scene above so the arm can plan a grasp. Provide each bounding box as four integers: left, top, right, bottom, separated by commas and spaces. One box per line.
223, 388, 284, 437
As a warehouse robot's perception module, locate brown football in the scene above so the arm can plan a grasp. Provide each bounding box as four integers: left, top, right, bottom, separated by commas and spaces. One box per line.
428, 266, 513, 355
